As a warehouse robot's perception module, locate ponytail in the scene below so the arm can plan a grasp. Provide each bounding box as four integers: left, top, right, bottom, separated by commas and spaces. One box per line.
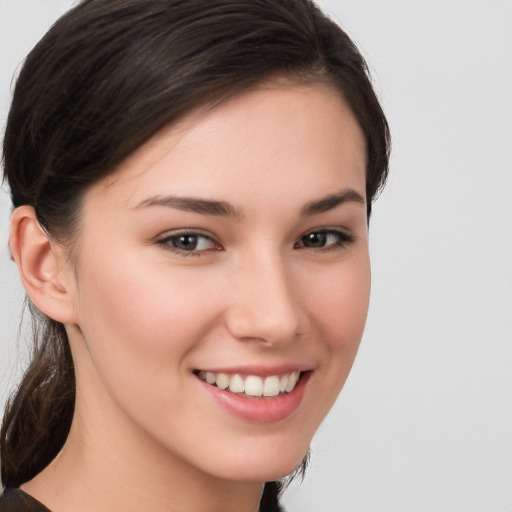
0, 301, 75, 488
260, 481, 284, 512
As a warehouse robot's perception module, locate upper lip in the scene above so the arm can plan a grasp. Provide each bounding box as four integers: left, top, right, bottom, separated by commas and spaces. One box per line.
193, 364, 314, 377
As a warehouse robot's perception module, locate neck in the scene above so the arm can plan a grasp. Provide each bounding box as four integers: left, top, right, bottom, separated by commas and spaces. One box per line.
21, 382, 264, 512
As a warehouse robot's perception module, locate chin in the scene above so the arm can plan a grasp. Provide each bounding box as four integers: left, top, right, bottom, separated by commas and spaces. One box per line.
197, 439, 311, 484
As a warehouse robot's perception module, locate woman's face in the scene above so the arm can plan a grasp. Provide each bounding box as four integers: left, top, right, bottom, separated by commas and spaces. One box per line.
66, 84, 369, 482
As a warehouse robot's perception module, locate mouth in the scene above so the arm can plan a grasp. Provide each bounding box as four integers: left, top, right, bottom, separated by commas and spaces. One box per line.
193, 370, 305, 398
194, 368, 312, 423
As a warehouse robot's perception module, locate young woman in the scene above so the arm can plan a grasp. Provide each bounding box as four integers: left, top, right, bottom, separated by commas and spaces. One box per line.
0, 1, 390, 511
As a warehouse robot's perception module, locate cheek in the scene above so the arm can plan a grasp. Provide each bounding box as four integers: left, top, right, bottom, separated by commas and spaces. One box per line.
301, 253, 371, 405
73, 247, 223, 383
306, 256, 371, 348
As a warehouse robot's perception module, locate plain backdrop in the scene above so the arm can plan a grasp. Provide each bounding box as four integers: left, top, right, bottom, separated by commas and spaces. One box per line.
1, 1, 511, 511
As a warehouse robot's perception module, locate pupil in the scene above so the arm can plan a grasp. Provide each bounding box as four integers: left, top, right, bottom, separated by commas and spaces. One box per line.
174, 235, 197, 250
305, 232, 326, 247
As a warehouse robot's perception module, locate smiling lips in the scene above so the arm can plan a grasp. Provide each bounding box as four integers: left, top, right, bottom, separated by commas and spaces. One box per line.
196, 368, 311, 423
196, 370, 301, 398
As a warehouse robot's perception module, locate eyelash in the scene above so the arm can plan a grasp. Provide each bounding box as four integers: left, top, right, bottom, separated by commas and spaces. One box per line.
294, 228, 354, 251
156, 227, 354, 256
156, 230, 221, 257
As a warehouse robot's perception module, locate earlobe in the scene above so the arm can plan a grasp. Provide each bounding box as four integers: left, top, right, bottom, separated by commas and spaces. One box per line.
10, 206, 78, 325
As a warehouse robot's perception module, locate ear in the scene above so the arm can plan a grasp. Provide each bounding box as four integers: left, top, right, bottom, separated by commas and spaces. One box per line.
9, 206, 78, 325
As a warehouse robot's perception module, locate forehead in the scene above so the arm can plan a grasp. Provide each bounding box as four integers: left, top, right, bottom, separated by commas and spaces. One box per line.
86, 84, 367, 209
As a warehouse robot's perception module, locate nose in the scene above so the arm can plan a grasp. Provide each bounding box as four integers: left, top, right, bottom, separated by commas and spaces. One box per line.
224, 252, 306, 346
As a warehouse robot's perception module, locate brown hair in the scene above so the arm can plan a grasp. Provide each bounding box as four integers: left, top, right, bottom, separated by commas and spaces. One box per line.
1, 0, 390, 509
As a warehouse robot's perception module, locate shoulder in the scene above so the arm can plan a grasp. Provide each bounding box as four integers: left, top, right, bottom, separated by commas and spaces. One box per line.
0, 488, 52, 512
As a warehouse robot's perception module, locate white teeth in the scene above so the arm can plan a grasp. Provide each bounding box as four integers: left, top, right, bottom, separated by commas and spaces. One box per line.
197, 370, 303, 397
229, 374, 245, 393
263, 376, 280, 397
285, 371, 299, 392
245, 375, 264, 396
216, 373, 229, 390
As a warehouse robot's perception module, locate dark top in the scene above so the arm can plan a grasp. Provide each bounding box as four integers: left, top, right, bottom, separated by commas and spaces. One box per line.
0, 489, 51, 512
0, 486, 280, 512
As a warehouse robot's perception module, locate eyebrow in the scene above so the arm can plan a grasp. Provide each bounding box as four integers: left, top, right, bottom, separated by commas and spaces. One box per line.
135, 195, 243, 219
135, 188, 364, 219
301, 188, 365, 215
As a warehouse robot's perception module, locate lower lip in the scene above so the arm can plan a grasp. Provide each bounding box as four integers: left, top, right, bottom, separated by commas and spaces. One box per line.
198, 372, 311, 424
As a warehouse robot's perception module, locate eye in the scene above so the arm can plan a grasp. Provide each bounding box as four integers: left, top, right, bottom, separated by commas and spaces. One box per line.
157, 230, 220, 255
295, 229, 353, 250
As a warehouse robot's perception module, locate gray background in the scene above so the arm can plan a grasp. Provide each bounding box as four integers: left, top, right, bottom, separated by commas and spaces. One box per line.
1, 1, 511, 511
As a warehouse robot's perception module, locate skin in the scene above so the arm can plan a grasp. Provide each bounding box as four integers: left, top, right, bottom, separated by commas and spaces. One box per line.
13, 84, 369, 512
